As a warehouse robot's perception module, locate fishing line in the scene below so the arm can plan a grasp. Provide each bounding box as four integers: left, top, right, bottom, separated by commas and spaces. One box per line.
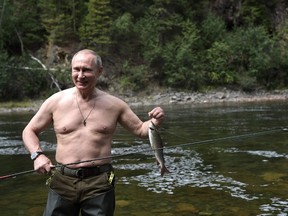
1, 127, 287, 180
163, 127, 288, 149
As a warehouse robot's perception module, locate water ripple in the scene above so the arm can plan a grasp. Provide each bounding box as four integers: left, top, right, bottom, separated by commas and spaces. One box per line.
224, 148, 288, 159
114, 144, 258, 201
259, 198, 288, 215
0, 141, 55, 155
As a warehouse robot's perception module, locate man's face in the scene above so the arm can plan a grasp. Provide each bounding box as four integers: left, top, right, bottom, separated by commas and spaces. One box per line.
71, 53, 101, 90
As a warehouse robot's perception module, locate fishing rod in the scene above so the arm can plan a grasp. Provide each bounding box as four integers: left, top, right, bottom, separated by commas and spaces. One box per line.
0, 169, 36, 180
0, 153, 135, 181
1, 127, 287, 180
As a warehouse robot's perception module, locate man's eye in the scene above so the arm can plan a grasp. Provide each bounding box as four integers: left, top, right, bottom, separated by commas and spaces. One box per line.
83, 68, 93, 72
72, 68, 80, 72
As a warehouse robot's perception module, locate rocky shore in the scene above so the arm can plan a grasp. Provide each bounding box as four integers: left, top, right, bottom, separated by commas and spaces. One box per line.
1, 89, 287, 113
119, 88, 288, 107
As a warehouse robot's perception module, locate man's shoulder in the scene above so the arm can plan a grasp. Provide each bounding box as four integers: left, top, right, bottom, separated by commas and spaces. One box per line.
49, 88, 73, 99
98, 90, 122, 100
98, 90, 128, 107
42, 88, 73, 107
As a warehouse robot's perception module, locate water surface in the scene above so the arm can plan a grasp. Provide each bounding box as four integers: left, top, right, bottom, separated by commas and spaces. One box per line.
0, 101, 287, 215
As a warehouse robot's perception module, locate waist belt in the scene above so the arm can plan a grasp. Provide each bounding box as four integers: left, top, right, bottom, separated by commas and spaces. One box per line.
57, 164, 113, 179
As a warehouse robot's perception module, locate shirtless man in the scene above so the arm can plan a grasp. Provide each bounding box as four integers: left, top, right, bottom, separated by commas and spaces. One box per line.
22, 49, 164, 216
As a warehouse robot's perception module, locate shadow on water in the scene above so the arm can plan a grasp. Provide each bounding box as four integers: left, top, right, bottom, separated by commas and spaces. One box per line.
0, 101, 288, 215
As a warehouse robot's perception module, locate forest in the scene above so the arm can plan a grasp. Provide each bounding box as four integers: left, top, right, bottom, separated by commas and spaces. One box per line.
1, 0, 288, 101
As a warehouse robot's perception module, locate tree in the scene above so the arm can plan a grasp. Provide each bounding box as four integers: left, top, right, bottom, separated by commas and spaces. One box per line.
79, 0, 112, 55
38, 0, 82, 45
0, 0, 45, 54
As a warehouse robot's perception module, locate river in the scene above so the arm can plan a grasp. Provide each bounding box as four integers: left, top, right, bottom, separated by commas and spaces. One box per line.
0, 101, 287, 216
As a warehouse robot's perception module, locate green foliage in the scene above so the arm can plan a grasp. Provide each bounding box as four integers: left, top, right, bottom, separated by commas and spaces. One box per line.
263, 21, 288, 88
225, 26, 276, 88
79, 0, 112, 55
49, 67, 72, 90
38, 0, 81, 45
113, 13, 134, 35
0, 54, 48, 100
2, 0, 288, 101
0, 0, 45, 53
205, 41, 235, 85
240, 0, 273, 28
111, 13, 138, 56
0, 50, 10, 99
200, 13, 226, 48
135, 4, 198, 88
161, 19, 202, 89
119, 61, 150, 91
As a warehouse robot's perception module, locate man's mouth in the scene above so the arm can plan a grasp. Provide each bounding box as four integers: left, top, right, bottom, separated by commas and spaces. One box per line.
77, 80, 87, 84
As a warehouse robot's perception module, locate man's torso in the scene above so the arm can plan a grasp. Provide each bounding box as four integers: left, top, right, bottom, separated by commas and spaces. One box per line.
51, 88, 121, 167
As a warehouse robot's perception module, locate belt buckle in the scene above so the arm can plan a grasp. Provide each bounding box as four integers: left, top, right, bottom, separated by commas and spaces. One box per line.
75, 168, 85, 178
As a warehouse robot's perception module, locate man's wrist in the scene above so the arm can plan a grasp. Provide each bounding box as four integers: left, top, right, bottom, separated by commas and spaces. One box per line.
30, 151, 44, 160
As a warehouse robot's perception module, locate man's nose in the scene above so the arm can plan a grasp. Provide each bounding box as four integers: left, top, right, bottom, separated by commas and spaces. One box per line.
78, 71, 85, 78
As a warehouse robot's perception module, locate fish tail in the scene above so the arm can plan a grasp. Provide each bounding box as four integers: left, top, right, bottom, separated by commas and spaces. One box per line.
160, 165, 170, 177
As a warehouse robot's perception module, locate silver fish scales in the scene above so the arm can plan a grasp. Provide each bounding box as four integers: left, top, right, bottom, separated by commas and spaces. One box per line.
148, 121, 170, 176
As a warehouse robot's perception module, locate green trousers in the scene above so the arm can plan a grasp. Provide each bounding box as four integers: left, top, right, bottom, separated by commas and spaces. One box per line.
43, 170, 115, 216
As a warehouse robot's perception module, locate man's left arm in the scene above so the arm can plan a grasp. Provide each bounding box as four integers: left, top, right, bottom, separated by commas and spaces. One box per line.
119, 103, 164, 138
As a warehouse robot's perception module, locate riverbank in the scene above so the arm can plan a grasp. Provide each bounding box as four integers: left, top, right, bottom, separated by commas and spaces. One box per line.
0, 88, 287, 113
120, 88, 288, 107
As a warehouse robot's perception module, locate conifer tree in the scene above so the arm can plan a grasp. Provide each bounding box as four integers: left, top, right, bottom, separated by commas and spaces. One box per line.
38, 0, 81, 45
79, 0, 112, 54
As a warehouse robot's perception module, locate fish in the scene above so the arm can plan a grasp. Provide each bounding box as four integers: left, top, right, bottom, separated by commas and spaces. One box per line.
148, 121, 170, 176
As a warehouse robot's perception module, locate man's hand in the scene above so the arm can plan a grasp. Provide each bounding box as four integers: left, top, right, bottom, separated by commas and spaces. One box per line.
34, 155, 53, 175
148, 107, 165, 127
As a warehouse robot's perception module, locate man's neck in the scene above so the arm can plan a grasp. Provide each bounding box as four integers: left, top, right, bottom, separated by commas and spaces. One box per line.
76, 87, 97, 101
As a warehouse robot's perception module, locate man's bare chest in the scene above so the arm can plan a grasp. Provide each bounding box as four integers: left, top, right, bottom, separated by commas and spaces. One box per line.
53, 108, 118, 135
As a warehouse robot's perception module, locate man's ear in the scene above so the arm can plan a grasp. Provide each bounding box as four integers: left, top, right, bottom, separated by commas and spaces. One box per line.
96, 66, 103, 76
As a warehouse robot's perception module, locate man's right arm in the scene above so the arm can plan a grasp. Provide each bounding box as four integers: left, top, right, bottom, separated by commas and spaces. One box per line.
22, 97, 55, 173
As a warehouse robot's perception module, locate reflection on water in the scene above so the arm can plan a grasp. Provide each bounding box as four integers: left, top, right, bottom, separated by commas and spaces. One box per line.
0, 102, 288, 215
